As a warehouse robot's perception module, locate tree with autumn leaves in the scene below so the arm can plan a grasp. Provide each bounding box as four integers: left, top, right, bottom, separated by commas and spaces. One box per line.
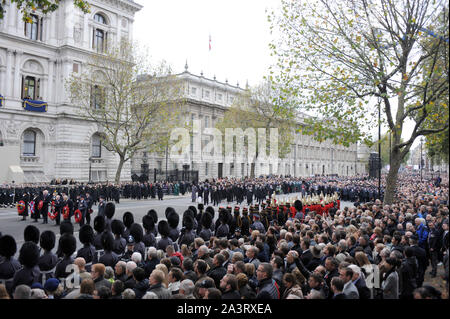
269, 0, 449, 204
66, 39, 185, 184
215, 80, 297, 178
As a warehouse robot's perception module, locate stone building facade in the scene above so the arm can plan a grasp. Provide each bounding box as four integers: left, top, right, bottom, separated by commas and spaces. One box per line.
131, 66, 367, 181
0, 0, 142, 183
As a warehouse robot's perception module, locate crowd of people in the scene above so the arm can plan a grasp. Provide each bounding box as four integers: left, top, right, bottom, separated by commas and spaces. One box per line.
0, 172, 448, 300
0, 181, 194, 209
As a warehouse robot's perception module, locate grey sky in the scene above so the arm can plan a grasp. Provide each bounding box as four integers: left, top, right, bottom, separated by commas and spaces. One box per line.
133, 0, 419, 148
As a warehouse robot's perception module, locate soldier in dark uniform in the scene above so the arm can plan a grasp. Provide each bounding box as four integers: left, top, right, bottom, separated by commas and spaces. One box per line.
198, 211, 213, 242
178, 215, 196, 247
157, 184, 164, 201
130, 223, 146, 259
216, 209, 230, 238
167, 209, 180, 242
85, 192, 93, 226
122, 212, 134, 239
38, 231, 58, 284
111, 219, 126, 257
54, 234, 77, 279
146, 209, 159, 237
156, 220, 173, 251
99, 232, 119, 268
142, 215, 157, 249
104, 202, 115, 233
0, 235, 21, 294
18, 192, 29, 221
56, 221, 74, 258
78, 195, 88, 227
113, 185, 120, 204
212, 186, 219, 206
11, 241, 41, 293
97, 195, 106, 218
93, 215, 106, 251
76, 225, 97, 272
246, 187, 253, 206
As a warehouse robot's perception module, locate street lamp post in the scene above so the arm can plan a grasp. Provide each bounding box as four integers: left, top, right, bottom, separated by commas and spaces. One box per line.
166, 142, 169, 181
389, 130, 392, 168
378, 101, 381, 199
88, 157, 93, 183
420, 137, 423, 182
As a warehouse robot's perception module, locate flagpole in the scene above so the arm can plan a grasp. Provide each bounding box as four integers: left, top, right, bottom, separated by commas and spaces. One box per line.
208, 34, 211, 78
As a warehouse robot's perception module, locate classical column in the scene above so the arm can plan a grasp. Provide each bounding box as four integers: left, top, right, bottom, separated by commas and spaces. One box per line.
117, 14, 122, 42
47, 59, 55, 103
7, 3, 17, 35
5, 49, 13, 98
41, 75, 48, 102
64, 1, 74, 46
13, 50, 23, 99
49, 11, 57, 44
0, 67, 4, 95
129, 20, 133, 41
83, 13, 89, 49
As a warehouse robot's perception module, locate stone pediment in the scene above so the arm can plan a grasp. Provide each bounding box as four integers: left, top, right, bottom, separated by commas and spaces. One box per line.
23, 59, 44, 74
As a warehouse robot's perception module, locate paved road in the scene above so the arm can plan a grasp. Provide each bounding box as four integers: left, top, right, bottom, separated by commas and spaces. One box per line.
0, 192, 354, 258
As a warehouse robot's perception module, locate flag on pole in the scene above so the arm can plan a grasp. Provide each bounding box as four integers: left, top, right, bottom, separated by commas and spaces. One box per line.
209, 34, 212, 51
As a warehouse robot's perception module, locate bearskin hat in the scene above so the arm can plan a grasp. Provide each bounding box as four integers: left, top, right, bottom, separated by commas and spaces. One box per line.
60, 220, 74, 235
165, 207, 176, 219
123, 212, 134, 229
183, 214, 194, 231
0, 235, 17, 258
158, 220, 170, 237
142, 215, 154, 231
19, 241, 40, 268
111, 219, 125, 236
188, 206, 197, 218
183, 209, 194, 221
94, 215, 106, 233
205, 206, 215, 218
79, 225, 94, 245
129, 223, 144, 243
105, 202, 116, 219
201, 211, 213, 229
294, 200, 303, 212
59, 233, 77, 256
147, 209, 158, 224
197, 203, 204, 212
167, 211, 180, 229
39, 231, 56, 251
24, 225, 40, 244
101, 231, 114, 251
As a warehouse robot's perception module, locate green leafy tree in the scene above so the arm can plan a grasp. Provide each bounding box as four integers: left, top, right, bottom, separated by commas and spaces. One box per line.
269, 0, 449, 204
0, 0, 90, 22
66, 39, 185, 183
